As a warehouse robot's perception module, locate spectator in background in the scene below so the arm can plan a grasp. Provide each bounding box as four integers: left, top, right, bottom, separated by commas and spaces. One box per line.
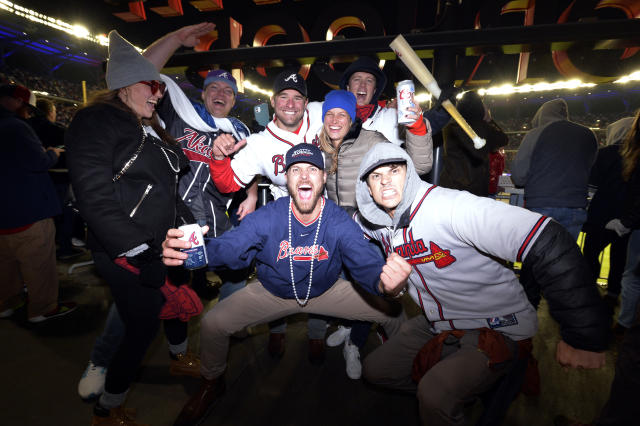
0, 84, 77, 322
28, 98, 84, 259
511, 98, 597, 241
582, 117, 634, 309
605, 112, 640, 334
439, 90, 508, 197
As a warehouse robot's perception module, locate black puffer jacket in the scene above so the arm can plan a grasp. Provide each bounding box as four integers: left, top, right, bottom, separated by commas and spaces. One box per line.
66, 101, 188, 258
520, 221, 610, 351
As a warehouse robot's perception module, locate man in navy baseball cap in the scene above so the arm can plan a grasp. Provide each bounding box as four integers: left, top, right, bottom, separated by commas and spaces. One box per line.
285, 143, 324, 171
273, 70, 307, 98
202, 69, 238, 119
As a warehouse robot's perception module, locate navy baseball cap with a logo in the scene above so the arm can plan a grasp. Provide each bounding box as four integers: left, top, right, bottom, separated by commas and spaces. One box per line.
285, 144, 324, 171
203, 69, 238, 95
273, 70, 307, 97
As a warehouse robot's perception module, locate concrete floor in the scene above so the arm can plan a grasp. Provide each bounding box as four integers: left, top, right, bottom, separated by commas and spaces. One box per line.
0, 250, 617, 426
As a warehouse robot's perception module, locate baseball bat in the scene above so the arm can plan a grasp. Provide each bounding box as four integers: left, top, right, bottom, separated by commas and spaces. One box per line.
390, 34, 486, 149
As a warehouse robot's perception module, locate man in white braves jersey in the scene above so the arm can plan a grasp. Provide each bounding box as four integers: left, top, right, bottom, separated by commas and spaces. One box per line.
354, 143, 609, 426
142, 23, 258, 299
210, 70, 322, 199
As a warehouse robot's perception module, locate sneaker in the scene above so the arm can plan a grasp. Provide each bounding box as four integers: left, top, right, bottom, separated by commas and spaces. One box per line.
326, 325, 351, 347
78, 361, 107, 400
92, 405, 147, 426
29, 301, 77, 323
72, 237, 86, 247
0, 308, 14, 318
170, 352, 201, 378
343, 339, 362, 379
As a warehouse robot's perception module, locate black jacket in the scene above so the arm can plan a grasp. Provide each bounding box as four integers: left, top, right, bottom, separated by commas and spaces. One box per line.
65, 101, 188, 259
520, 221, 610, 351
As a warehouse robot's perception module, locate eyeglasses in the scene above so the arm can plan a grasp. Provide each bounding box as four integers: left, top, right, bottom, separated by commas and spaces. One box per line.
139, 80, 166, 95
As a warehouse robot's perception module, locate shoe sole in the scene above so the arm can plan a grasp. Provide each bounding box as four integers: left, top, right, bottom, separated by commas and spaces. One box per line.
29, 305, 78, 323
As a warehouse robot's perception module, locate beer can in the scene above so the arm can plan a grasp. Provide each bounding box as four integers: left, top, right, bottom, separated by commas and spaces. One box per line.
396, 79, 416, 125
178, 224, 208, 270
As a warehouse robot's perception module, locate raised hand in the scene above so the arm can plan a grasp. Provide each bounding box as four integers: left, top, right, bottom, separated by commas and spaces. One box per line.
212, 134, 247, 160
379, 252, 411, 296
175, 22, 216, 47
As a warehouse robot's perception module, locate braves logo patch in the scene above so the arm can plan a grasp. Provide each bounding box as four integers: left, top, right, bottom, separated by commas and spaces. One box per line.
284, 73, 298, 82
487, 313, 518, 329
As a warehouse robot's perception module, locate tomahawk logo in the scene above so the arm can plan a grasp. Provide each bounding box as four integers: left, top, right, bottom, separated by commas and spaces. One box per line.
219, 72, 229, 79
284, 74, 298, 83
188, 232, 200, 246
382, 231, 456, 269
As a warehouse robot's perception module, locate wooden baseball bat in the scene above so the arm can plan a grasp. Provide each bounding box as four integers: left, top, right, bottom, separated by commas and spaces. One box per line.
390, 34, 486, 149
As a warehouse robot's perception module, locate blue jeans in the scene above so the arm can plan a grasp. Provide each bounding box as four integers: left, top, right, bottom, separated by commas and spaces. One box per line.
619, 230, 640, 328
91, 304, 189, 367
529, 207, 587, 242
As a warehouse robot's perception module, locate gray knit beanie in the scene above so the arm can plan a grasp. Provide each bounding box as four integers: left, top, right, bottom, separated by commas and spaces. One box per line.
105, 30, 161, 90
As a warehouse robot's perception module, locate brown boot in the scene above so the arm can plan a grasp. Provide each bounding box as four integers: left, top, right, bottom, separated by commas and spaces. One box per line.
267, 332, 285, 358
91, 406, 148, 426
174, 376, 225, 426
169, 352, 201, 378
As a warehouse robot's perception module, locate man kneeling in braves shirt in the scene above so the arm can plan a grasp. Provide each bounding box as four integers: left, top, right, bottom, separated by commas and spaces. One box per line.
354, 143, 609, 426
162, 144, 409, 426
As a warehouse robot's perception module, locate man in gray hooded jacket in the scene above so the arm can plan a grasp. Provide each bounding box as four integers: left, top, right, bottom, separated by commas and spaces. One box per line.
354, 143, 609, 426
511, 98, 597, 240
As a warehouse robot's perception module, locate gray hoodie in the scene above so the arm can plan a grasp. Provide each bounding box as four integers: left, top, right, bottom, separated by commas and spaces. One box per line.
511, 98, 597, 208
355, 143, 544, 339
356, 143, 424, 229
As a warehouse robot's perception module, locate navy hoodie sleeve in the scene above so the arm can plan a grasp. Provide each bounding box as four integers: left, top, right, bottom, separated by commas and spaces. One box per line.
204, 205, 265, 271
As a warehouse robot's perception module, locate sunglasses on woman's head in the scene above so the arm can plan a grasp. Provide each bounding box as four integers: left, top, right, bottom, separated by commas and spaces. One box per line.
139, 80, 166, 95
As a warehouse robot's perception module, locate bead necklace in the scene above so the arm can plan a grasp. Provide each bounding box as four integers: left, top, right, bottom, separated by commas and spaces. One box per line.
288, 197, 325, 306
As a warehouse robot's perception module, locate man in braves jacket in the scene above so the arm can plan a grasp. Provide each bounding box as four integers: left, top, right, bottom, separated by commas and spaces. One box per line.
143, 23, 257, 299
354, 143, 609, 426
161, 144, 409, 426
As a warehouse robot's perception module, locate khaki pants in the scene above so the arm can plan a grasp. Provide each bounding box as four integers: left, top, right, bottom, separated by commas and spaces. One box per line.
200, 278, 404, 379
363, 315, 514, 426
0, 218, 59, 318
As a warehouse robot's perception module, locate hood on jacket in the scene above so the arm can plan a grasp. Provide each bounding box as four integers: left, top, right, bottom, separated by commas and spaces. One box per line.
531, 98, 568, 128
457, 91, 485, 122
605, 117, 634, 146
356, 143, 424, 228
339, 56, 387, 105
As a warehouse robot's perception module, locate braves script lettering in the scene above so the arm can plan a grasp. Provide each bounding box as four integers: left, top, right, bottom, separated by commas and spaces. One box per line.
382, 230, 456, 269
277, 241, 329, 262
176, 128, 212, 159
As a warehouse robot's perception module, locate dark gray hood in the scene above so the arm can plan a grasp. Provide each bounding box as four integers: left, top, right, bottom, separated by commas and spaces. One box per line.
356, 143, 425, 228
531, 98, 568, 128
605, 117, 634, 146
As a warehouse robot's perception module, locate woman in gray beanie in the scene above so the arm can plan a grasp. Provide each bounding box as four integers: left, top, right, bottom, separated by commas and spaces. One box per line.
65, 30, 191, 425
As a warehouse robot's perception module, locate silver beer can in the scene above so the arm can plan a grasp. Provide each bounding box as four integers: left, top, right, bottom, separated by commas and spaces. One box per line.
396, 79, 416, 125
178, 224, 209, 270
